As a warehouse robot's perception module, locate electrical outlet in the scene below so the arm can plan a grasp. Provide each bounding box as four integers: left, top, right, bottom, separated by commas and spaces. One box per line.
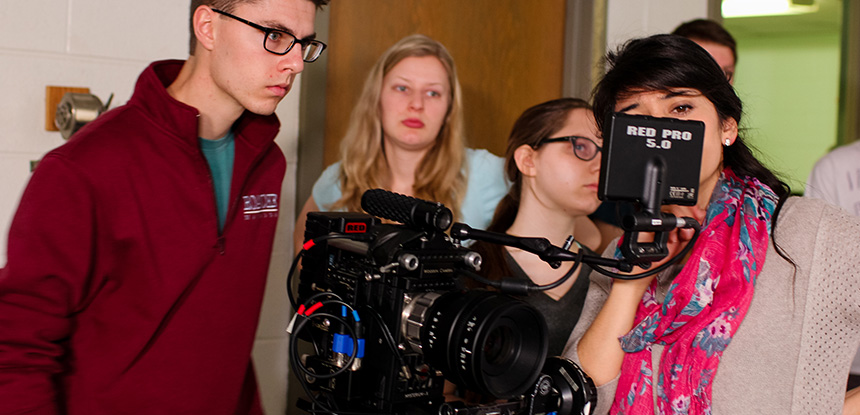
46, 86, 90, 131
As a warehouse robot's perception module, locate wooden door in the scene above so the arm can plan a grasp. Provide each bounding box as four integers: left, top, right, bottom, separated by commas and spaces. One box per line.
322, 0, 567, 165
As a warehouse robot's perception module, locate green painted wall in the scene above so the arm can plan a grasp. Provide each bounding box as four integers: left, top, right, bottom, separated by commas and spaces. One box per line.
729, 32, 841, 194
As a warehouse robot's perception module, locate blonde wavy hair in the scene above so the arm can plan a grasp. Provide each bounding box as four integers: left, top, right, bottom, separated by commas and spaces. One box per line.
330, 34, 468, 220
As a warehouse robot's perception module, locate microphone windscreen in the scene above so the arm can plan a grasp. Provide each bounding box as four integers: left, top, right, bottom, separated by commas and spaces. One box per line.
361, 189, 452, 232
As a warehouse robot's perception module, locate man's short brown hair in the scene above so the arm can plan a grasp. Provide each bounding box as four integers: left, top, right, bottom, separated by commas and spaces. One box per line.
672, 19, 737, 63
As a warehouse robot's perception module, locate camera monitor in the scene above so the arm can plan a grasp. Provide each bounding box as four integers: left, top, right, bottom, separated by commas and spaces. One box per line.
599, 112, 705, 208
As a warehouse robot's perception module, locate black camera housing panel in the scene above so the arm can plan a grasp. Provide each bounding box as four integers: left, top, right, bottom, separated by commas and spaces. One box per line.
295, 212, 551, 414
599, 112, 705, 207
297, 212, 452, 412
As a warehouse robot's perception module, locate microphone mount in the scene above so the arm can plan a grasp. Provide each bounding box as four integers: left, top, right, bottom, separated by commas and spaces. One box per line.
450, 223, 634, 273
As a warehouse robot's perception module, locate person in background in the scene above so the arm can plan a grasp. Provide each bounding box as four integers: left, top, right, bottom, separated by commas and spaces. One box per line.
293, 34, 508, 251
589, 18, 740, 254
807, 140, 860, 217
672, 18, 737, 84
806, 139, 860, 398
564, 34, 860, 415
0, 0, 328, 413
468, 98, 602, 357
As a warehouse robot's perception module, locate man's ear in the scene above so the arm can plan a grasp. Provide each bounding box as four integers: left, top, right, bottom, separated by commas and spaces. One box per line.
192, 6, 217, 53
513, 144, 538, 177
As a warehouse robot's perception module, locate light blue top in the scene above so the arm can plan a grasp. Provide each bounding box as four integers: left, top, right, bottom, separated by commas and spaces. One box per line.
311, 148, 509, 231
199, 131, 235, 232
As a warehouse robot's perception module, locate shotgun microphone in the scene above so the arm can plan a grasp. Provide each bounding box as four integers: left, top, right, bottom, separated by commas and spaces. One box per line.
360, 189, 453, 232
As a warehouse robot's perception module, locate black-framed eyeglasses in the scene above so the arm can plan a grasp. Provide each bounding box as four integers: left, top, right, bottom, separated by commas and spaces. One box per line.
212, 8, 327, 62
537, 135, 602, 161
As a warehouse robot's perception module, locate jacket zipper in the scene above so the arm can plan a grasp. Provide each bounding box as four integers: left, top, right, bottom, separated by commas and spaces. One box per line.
202, 161, 225, 255
197, 143, 227, 255
216, 140, 275, 255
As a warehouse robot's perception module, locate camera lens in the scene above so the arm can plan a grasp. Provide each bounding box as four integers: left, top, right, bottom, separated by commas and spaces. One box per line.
483, 325, 514, 366
404, 290, 548, 399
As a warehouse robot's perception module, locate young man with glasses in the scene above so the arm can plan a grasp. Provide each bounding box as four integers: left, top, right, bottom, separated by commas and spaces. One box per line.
0, 1, 327, 414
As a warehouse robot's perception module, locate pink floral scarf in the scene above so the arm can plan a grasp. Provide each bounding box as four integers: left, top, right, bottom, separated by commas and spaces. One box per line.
610, 168, 778, 415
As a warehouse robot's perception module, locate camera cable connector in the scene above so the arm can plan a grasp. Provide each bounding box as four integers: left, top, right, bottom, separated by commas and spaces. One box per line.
332, 306, 365, 371
285, 302, 322, 335
289, 305, 359, 381
285, 305, 306, 335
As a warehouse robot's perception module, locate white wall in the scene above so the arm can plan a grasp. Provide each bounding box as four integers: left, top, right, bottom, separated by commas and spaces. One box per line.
606, 0, 710, 50
0, 1, 299, 413
0, 0, 186, 263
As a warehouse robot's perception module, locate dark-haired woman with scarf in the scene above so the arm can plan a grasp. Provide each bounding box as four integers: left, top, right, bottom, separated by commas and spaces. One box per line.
563, 34, 860, 415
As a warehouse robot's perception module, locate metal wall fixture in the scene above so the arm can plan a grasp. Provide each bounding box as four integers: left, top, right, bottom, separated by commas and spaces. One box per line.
55, 92, 113, 140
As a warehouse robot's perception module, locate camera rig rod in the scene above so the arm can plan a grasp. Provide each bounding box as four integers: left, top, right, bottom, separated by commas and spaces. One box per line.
450, 223, 634, 273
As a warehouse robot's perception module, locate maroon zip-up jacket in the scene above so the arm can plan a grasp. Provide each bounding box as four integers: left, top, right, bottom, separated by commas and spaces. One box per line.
0, 60, 286, 414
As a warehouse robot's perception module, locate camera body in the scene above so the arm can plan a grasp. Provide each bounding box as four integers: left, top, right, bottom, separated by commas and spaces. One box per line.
295, 211, 554, 414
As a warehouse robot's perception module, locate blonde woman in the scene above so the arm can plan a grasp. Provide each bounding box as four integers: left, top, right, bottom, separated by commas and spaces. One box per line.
294, 34, 507, 250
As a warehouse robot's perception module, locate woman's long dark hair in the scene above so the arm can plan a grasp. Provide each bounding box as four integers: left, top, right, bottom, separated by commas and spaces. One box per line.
469, 98, 591, 286
592, 34, 793, 263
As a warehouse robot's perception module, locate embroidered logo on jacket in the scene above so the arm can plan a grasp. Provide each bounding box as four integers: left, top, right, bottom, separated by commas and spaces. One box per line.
243, 194, 279, 220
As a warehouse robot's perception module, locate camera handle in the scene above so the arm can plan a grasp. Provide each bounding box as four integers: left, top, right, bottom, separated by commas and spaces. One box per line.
616, 157, 701, 267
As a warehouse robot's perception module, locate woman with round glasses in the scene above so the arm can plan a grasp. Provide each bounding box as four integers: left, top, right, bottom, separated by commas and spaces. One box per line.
294, 34, 508, 251
563, 34, 860, 415
467, 97, 603, 357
